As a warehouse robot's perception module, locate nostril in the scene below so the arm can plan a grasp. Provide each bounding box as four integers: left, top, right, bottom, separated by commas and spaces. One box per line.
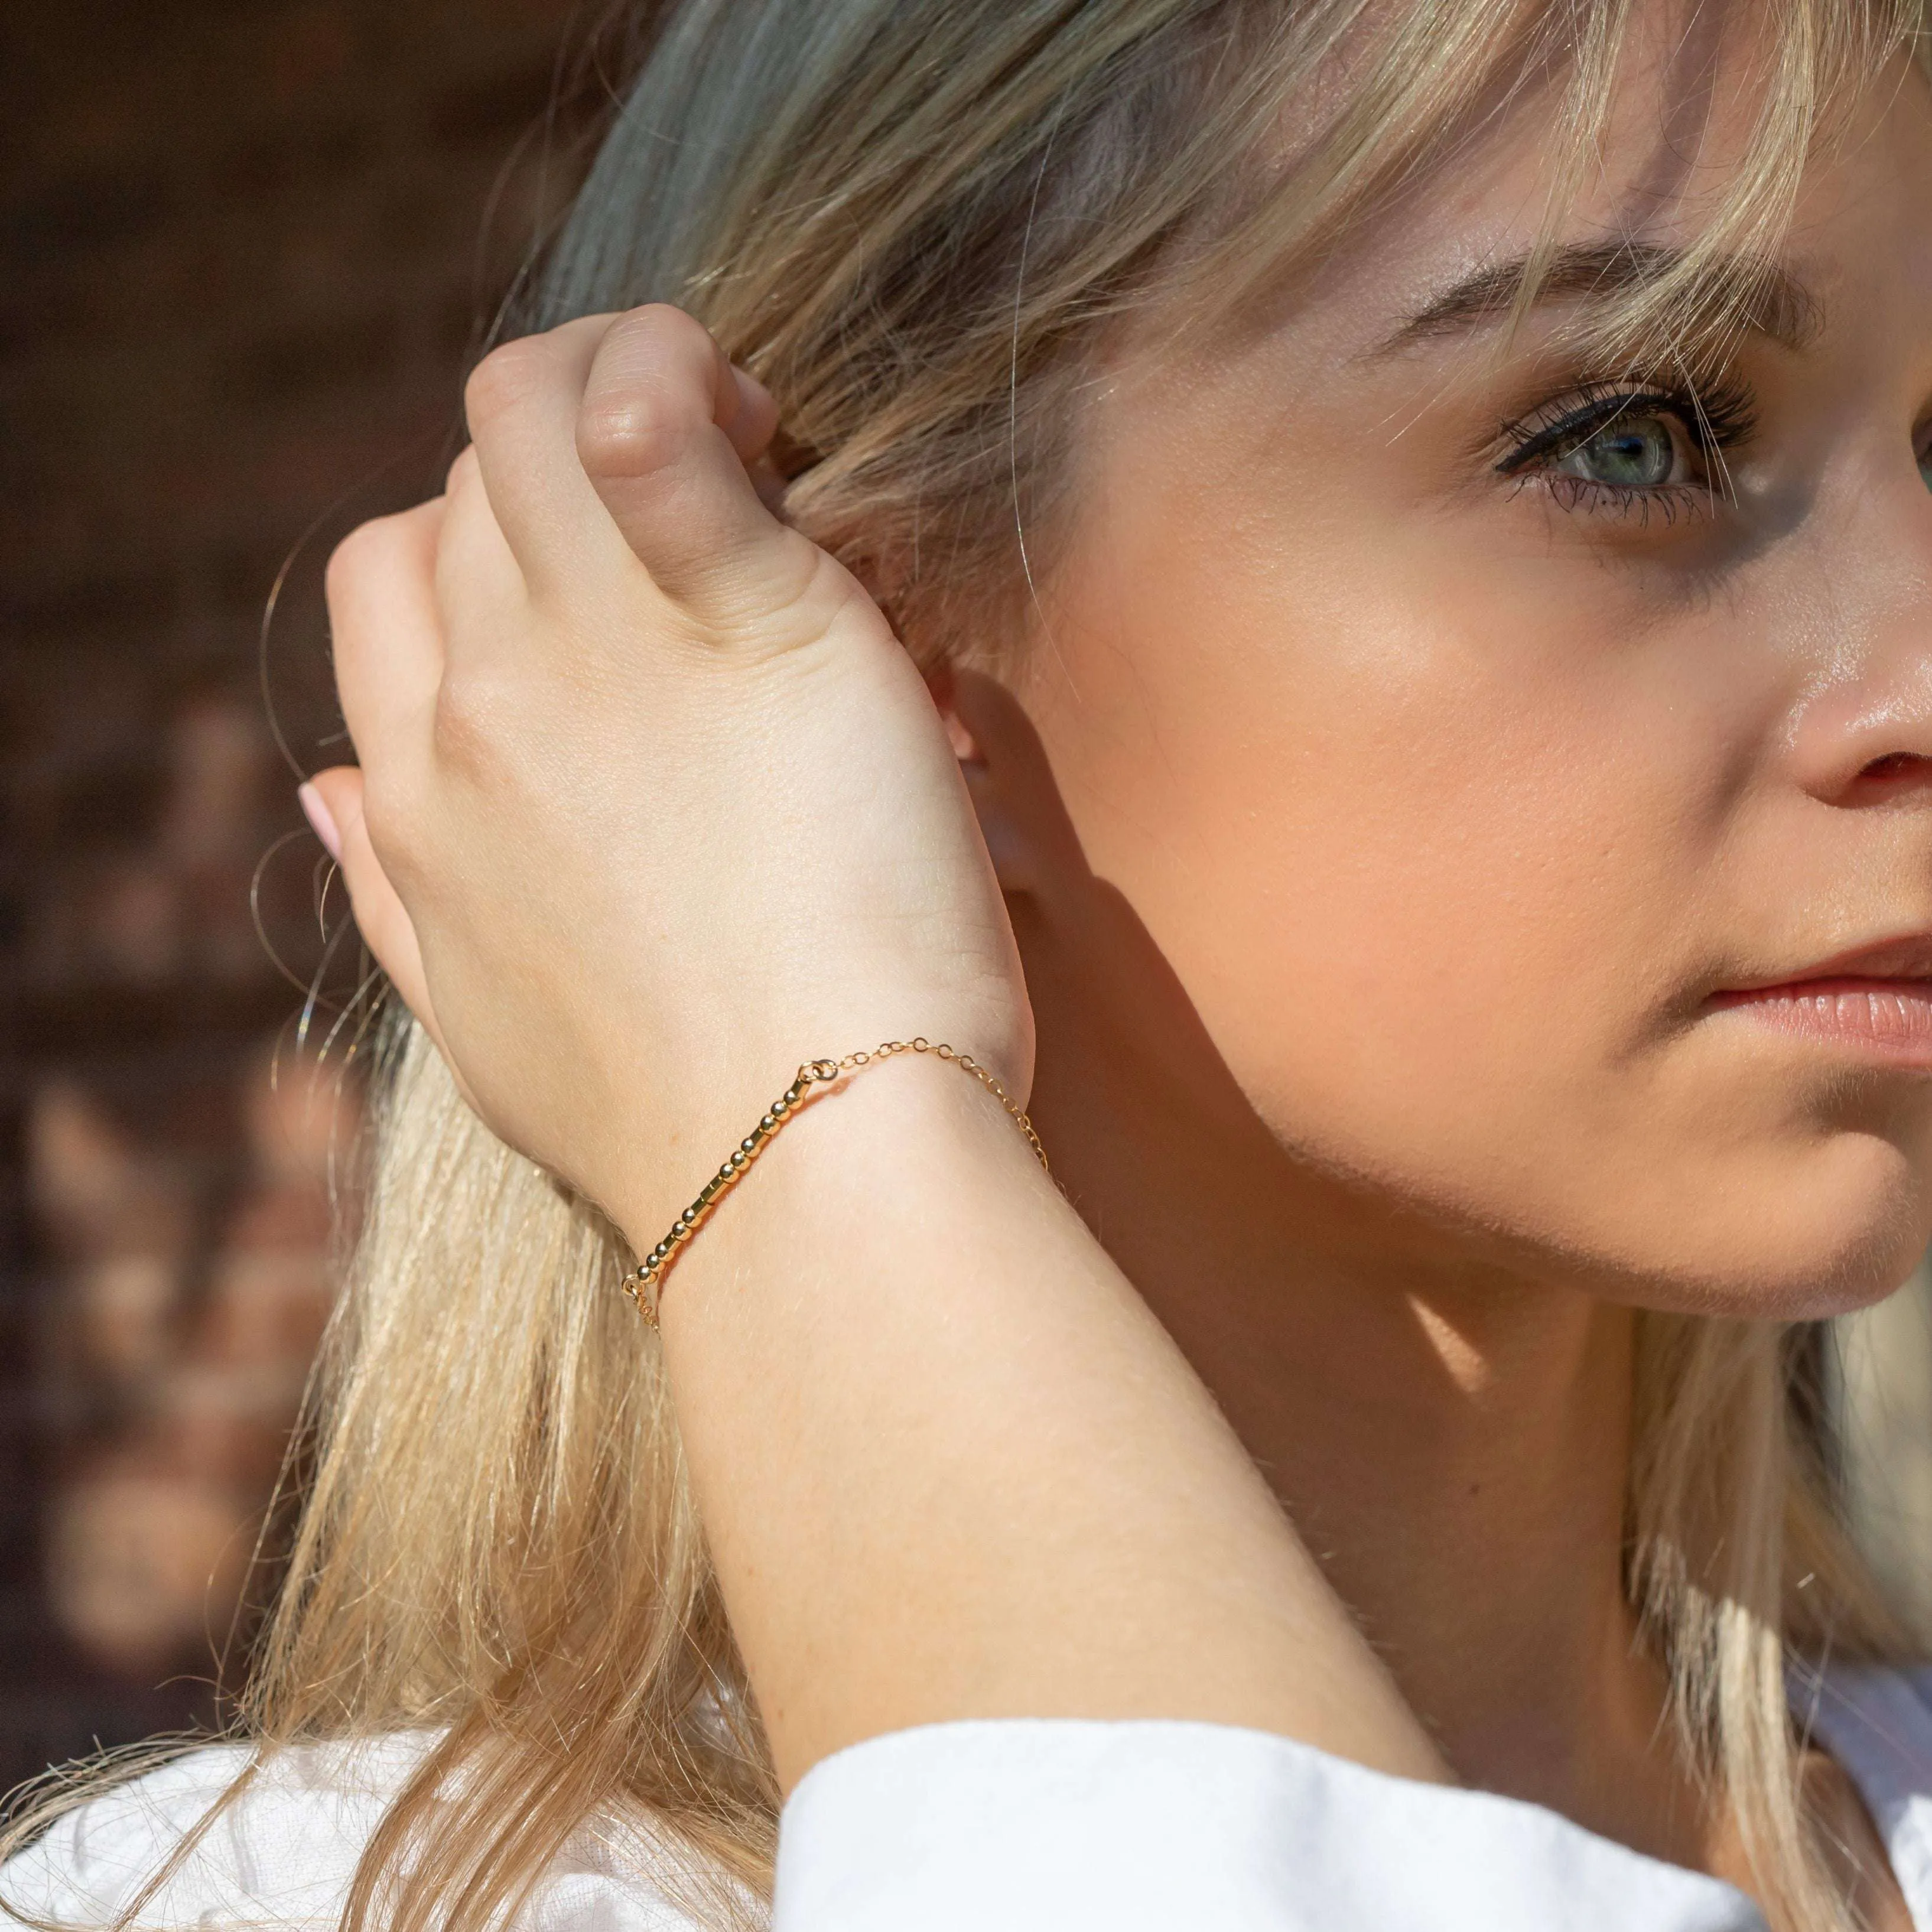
1859, 751, 1932, 784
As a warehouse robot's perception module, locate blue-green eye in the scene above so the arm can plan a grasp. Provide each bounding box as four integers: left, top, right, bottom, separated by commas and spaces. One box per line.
1496, 378, 1757, 518
1555, 412, 1680, 489
1918, 435, 1931, 493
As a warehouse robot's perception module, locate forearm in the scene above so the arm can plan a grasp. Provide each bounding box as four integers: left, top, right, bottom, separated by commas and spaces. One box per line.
639, 1051, 1445, 1793
317, 304, 1445, 1809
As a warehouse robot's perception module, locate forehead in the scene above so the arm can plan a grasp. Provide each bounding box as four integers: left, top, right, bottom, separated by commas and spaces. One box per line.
1235, 31, 1932, 375
1073, 28, 1932, 500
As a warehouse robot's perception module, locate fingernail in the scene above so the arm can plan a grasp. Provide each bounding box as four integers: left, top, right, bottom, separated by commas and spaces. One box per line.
298, 782, 343, 861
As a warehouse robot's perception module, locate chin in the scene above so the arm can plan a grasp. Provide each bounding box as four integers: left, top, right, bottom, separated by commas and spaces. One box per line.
1653, 1133, 1932, 1322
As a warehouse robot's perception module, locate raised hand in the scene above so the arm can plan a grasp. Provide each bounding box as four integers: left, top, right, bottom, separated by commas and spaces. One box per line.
310, 304, 1440, 1796
310, 306, 1032, 1234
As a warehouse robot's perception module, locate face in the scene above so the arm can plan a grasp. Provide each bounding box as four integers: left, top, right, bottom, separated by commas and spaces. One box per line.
1019, 25, 1932, 1319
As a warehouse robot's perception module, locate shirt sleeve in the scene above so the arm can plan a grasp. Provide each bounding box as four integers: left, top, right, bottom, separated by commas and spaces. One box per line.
0, 1736, 714, 1932
1794, 1664, 1932, 1920
772, 1718, 1771, 1932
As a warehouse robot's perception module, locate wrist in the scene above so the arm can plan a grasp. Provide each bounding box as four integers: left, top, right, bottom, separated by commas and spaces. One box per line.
612, 1036, 1047, 1323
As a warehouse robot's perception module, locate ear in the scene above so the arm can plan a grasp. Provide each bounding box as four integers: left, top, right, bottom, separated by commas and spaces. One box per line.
944, 667, 1091, 898
923, 656, 983, 765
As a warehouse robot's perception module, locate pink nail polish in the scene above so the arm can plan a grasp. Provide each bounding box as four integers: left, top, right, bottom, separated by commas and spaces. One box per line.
299, 782, 343, 862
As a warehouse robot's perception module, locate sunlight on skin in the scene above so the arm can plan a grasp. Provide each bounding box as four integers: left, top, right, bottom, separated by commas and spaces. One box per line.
306, 5, 1932, 1918
984, 17, 1932, 1920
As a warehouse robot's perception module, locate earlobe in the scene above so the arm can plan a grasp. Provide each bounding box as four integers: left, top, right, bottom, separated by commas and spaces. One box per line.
945, 709, 984, 765
923, 658, 985, 765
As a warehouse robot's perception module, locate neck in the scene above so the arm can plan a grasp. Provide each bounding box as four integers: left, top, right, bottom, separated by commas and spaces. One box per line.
1170, 1247, 1663, 1826
1014, 882, 1708, 1860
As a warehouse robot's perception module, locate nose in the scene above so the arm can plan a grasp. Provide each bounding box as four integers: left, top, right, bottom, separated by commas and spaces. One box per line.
1798, 692, 1932, 811
1844, 749, 1932, 806
1786, 470, 1932, 808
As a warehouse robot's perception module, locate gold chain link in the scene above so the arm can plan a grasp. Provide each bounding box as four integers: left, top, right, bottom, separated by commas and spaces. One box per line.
621, 1039, 1049, 1326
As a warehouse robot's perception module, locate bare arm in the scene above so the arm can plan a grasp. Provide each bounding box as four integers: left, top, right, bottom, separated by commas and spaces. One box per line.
311, 304, 1444, 1796
656, 1050, 1437, 1790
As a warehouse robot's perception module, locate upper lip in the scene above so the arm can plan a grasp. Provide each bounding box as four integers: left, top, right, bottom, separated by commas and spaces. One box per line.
1720, 931, 1932, 994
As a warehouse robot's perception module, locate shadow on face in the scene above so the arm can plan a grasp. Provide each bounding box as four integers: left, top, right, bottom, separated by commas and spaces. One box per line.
964, 34, 1932, 1326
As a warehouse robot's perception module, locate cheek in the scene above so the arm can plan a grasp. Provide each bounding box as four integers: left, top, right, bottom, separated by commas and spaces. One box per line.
1032, 503, 1929, 1305
1042, 523, 1690, 1116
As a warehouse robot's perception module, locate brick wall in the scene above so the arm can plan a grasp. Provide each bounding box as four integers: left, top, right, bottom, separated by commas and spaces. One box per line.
0, 0, 591, 1791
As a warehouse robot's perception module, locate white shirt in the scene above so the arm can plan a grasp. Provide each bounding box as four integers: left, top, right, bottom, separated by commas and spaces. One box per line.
4, 1667, 1930, 1931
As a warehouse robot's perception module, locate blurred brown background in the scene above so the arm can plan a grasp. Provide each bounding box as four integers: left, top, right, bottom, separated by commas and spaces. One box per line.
0, 0, 589, 1790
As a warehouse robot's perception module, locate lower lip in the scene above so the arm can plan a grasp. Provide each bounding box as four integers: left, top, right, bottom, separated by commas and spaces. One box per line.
1707, 977, 1932, 1066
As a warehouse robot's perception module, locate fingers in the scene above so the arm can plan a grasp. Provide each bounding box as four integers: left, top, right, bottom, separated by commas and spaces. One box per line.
327, 497, 447, 775
721, 363, 779, 469
573, 305, 814, 626
463, 304, 809, 635
305, 766, 457, 1071
463, 316, 622, 594
433, 445, 530, 669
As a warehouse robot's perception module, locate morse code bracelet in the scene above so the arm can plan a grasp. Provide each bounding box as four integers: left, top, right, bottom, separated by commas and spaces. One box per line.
620, 1037, 1049, 1326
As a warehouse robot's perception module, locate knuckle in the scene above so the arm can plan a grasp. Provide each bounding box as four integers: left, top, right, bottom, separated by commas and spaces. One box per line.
464, 336, 548, 427
626, 302, 710, 355
324, 516, 388, 613
575, 389, 699, 481
577, 304, 719, 481
431, 669, 515, 774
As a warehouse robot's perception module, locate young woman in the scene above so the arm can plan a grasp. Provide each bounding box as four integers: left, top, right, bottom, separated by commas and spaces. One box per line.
6, 1, 1932, 1928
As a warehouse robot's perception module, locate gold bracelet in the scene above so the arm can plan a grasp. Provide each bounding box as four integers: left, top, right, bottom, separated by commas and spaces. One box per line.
621, 1038, 1049, 1326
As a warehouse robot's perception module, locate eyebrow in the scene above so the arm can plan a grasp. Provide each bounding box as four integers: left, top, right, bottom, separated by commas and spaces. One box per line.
1379, 241, 1824, 356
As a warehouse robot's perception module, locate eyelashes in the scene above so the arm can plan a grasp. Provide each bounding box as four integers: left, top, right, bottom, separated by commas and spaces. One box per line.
1494, 376, 1759, 523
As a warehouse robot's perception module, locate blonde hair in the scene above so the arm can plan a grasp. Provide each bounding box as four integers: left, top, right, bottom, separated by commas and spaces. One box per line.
10, 4, 1930, 1930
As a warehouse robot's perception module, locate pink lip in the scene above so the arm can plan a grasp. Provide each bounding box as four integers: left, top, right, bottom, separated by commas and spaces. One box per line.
1710, 932, 1932, 1066
1708, 977, 1932, 1065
